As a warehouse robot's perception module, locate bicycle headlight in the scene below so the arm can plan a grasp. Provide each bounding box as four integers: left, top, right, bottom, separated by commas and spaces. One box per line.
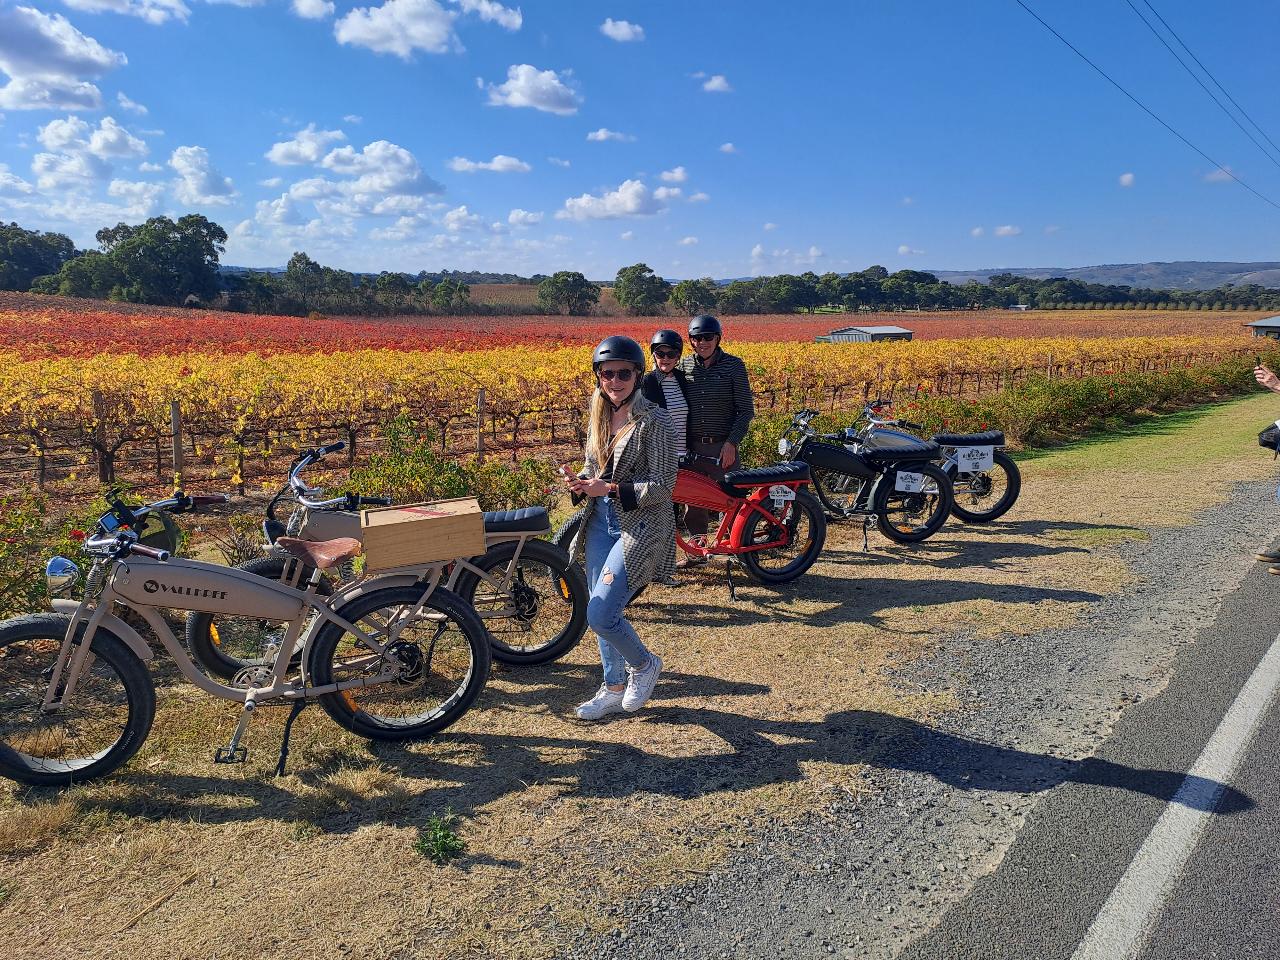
45, 556, 82, 597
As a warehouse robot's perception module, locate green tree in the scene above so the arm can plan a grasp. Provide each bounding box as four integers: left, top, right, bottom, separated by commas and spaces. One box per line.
537, 271, 601, 315
33, 251, 122, 299
670, 277, 719, 314
614, 262, 671, 315
0, 222, 76, 291
285, 251, 323, 308
374, 271, 413, 312
431, 278, 471, 312
93, 214, 227, 305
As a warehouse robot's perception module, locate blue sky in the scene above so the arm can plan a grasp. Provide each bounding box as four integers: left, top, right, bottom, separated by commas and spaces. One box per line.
0, 0, 1278, 279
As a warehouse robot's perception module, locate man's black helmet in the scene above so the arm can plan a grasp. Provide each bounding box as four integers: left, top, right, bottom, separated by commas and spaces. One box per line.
592, 335, 646, 371
650, 329, 683, 352
688, 314, 722, 337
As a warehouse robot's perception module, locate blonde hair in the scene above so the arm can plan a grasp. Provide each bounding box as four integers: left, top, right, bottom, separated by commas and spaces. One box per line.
586, 389, 637, 475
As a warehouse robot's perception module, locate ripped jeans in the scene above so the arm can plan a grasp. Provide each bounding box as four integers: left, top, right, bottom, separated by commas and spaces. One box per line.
584, 498, 655, 686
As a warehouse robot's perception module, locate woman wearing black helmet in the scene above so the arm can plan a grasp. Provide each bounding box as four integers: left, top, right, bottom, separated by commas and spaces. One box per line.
640, 329, 690, 459
562, 335, 678, 720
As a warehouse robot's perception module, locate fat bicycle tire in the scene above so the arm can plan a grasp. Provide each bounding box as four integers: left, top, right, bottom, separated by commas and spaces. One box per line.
739, 489, 827, 584
453, 539, 588, 666
949, 451, 1021, 524
0, 614, 155, 787
307, 585, 491, 741
873, 462, 953, 544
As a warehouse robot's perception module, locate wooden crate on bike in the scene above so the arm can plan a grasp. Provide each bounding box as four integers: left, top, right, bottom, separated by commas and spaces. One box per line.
358, 497, 485, 571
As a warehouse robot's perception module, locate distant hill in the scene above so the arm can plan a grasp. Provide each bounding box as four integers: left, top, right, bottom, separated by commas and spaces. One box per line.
926, 261, 1280, 291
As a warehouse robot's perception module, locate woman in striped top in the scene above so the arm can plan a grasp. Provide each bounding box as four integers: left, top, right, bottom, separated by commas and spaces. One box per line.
640, 328, 690, 458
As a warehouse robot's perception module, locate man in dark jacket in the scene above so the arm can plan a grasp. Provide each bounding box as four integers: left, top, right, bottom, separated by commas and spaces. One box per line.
676, 314, 754, 566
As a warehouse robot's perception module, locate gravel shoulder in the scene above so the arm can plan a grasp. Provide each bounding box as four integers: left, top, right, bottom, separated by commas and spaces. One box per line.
560, 395, 1280, 960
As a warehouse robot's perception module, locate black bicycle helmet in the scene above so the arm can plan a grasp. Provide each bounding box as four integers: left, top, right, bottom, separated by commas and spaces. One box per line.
592, 335, 646, 371
650, 329, 683, 352
688, 314, 722, 337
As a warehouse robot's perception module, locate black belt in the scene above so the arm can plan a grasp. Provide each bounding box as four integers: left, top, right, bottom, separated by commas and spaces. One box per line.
694, 434, 727, 444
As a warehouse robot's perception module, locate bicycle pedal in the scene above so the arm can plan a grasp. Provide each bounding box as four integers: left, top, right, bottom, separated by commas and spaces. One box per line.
214, 746, 248, 764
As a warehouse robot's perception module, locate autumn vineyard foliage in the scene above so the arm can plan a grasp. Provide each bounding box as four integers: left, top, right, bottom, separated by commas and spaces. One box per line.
0, 293, 1268, 494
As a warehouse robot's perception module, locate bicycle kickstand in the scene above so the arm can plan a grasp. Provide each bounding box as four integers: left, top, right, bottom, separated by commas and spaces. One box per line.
861, 516, 871, 553
274, 699, 307, 777
724, 559, 738, 602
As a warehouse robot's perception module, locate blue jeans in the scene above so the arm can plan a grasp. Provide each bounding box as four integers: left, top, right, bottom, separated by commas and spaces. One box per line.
584, 498, 654, 686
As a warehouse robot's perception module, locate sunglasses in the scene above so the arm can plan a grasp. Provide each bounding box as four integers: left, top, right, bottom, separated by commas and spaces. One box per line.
597, 368, 636, 382
653, 349, 681, 360
690, 334, 718, 343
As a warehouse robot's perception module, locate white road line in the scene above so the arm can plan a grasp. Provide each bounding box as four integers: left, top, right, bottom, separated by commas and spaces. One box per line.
1071, 629, 1280, 960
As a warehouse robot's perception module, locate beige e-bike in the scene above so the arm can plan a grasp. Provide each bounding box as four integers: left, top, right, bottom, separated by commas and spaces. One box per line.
0, 492, 491, 786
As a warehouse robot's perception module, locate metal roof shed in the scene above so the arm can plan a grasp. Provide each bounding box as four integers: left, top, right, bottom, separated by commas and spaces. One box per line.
1245, 317, 1280, 339
815, 325, 914, 343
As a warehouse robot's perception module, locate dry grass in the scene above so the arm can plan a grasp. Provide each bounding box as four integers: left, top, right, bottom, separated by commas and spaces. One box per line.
2, 393, 1276, 958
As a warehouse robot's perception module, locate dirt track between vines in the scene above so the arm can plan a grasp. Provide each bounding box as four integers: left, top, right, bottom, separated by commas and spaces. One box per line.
1, 393, 1276, 960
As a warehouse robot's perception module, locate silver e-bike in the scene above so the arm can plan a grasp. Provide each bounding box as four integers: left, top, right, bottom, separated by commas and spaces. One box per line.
0, 491, 491, 786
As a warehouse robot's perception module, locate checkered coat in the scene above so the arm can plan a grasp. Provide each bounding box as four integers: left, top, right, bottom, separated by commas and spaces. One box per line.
571, 394, 678, 590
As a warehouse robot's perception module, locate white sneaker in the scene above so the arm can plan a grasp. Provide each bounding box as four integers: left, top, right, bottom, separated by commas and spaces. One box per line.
622, 655, 663, 712
575, 684, 626, 721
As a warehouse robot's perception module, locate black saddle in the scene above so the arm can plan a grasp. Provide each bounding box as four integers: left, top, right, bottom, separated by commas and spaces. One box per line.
861, 441, 940, 465
932, 430, 1005, 447
483, 506, 550, 534
719, 461, 810, 496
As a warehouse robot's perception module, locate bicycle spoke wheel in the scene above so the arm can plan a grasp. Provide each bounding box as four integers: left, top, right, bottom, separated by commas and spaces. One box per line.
455, 539, 587, 666
812, 467, 866, 516
0, 614, 154, 786
740, 490, 827, 584
308, 586, 490, 740
950, 451, 1021, 523
874, 463, 953, 544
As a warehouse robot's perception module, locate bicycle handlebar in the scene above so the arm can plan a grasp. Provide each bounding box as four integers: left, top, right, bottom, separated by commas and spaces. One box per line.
129, 543, 171, 561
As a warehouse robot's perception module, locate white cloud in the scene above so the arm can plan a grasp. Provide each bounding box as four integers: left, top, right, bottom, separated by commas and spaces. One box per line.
548, 156, 570, 167
292, 0, 335, 18
485, 64, 580, 115
719, 142, 737, 154
88, 117, 147, 158
116, 91, 148, 114
679, 236, 698, 246
600, 18, 643, 41
454, 0, 521, 30
659, 165, 687, 183
508, 208, 542, 225
267, 123, 347, 165
1044, 224, 1061, 235
448, 153, 530, 173
443, 204, 481, 231
33, 150, 107, 189
701, 74, 732, 93
1118, 171, 1135, 187
37, 116, 89, 151
1204, 166, 1233, 183
170, 145, 236, 204
556, 178, 665, 220
653, 185, 682, 201
897, 244, 923, 255
64, 0, 190, 22
586, 127, 634, 142
138, 161, 163, 173
763, 222, 776, 231
255, 192, 307, 226
259, 176, 284, 187
970, 226, 984, 237
0, 7, 126, 111
688, 191, 710, 203
106, 177, 163, 215
335, 0, 460, 58
320, 139, 443, 194
620, 230, 633, 240
343, 113, 363, 124
994, 224, 1021, 237
0, 163, 33, 196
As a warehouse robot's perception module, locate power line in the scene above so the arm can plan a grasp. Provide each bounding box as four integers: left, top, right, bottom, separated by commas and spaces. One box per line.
1012, 0, 1280, 212
1138, 0, 1280, 164
1123, 0, 1280, 173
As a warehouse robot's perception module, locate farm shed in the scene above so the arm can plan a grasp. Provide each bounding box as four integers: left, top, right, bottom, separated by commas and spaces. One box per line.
1245, 316, 1280, 339
815, 325, 913, 343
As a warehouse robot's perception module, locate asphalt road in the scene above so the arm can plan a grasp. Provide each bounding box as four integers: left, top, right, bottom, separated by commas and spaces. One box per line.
897, 547, 1280, 960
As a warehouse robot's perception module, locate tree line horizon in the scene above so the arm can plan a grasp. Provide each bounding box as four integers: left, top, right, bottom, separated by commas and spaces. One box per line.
3, 216, 1280, 318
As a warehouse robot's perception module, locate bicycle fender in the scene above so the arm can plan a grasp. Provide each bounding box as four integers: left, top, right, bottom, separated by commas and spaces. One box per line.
50, 598, 154, 661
